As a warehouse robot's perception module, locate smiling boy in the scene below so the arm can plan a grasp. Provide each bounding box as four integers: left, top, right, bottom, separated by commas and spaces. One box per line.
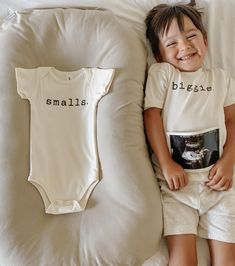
144, 3, 235, 266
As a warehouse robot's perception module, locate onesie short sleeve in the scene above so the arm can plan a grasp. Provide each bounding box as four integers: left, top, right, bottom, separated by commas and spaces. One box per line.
224, 74, 235, 107
15, 68, 38, 100
144, 63, 172, 110
91, 68, 115, 98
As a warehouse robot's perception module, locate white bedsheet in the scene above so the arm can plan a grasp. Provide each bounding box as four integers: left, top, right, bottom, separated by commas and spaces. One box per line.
0, 1, 234, 266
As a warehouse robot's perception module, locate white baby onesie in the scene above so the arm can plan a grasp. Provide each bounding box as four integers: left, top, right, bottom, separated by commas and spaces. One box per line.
15, 67, 114, 214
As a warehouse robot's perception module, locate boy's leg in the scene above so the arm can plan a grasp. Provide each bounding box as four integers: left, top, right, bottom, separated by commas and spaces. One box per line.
160, 181, 199, 265
198, 183, 235, 266
166, 234, 197, 266
207, 239, 235, 266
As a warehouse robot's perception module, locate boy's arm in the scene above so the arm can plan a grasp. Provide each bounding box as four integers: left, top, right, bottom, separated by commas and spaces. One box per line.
144, 107, 188, 190
207, 103, 235, 191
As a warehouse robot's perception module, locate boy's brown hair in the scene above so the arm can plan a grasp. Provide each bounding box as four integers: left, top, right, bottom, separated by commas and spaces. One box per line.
145, 3, 207, 61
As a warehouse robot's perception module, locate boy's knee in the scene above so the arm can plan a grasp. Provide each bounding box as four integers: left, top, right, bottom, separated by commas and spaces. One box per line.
169, 252, 198, 266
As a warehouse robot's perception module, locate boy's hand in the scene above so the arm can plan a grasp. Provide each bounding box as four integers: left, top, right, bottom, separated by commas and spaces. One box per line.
206, 158, 234, 191
161, 160, 188, 191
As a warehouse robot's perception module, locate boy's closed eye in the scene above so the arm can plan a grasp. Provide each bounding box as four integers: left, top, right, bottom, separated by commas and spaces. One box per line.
166, 42, 176, 47
186, 34, 197, 39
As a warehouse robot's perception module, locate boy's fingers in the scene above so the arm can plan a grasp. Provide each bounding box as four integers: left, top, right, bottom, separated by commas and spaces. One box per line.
178, 176, 185, 188
222, 179, 232, 190
208, 167, 216, 179
206, 174, 222, 186
179, 174, 188, 188
172, 177, 180, 190
166, 173, 188, 191
209, 177, 231, 191
167, 179, 174, 190
216, 176, 227, 187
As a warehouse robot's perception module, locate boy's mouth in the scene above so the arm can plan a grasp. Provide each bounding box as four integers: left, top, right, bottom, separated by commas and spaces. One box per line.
179, 52, 197, 61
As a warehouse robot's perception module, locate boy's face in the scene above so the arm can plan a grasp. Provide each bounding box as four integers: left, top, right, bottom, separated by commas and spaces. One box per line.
157, 16, 207, 72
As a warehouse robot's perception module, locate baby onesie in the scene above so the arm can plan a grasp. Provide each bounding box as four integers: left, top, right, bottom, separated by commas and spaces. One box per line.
15, 67, 114, 214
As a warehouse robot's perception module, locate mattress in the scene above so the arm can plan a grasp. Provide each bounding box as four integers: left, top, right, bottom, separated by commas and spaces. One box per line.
0, 0, 234, 265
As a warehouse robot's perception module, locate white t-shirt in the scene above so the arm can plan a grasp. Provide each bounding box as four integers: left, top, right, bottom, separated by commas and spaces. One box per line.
144, 63, 235, 180
16, 67, 114, 214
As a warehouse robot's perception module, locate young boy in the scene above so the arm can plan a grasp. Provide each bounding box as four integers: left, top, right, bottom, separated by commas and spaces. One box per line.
144, 3, 235, 266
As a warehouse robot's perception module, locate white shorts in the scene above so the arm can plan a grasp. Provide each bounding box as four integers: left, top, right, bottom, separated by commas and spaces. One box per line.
160, 180, 235, 243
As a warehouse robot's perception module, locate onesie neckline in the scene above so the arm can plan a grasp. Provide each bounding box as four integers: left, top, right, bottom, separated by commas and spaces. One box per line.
49, 67, 85, 84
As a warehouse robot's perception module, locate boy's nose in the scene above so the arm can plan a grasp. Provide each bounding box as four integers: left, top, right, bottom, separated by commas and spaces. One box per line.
179, 39, 191, 51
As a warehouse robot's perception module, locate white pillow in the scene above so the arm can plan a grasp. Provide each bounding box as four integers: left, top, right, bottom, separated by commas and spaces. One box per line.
0, 8, 162, 266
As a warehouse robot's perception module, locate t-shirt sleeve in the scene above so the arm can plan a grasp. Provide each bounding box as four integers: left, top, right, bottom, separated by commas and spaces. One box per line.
15, 68, 37, 100
144, 63, 169, 110
224, 74, 235, 107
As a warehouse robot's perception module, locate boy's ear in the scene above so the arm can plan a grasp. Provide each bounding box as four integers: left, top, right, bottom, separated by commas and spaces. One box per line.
204, 37, 208, 47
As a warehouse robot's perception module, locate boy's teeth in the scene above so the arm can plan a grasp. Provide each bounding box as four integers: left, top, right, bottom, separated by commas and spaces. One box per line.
181, 54, 194, 60
182, 55, 190, 60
